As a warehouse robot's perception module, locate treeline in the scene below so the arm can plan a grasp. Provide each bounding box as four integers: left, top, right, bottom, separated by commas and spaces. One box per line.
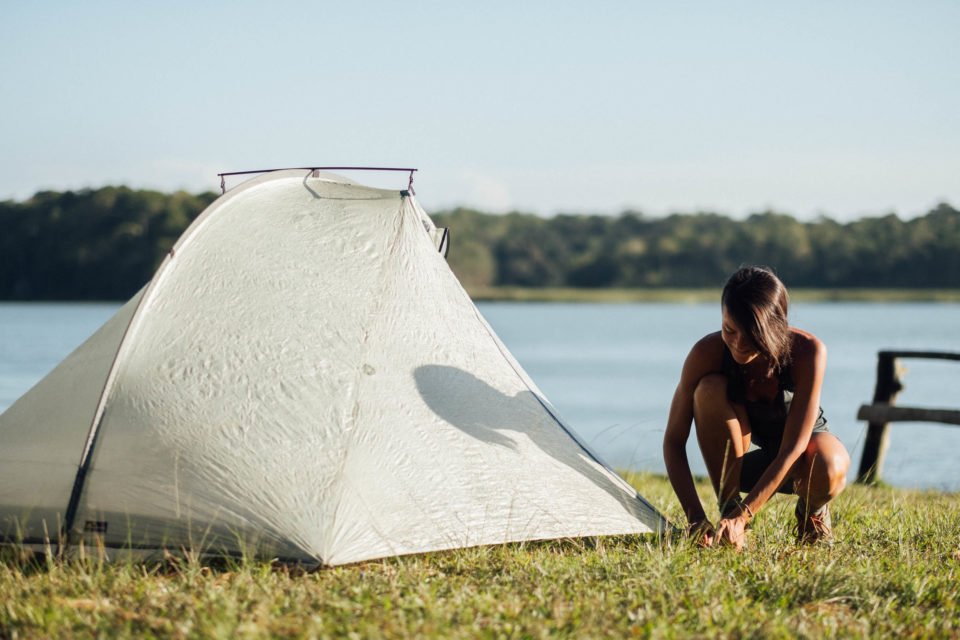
1, 186, 958, 300
433, 204, 960, 290
1, 187, 218, 300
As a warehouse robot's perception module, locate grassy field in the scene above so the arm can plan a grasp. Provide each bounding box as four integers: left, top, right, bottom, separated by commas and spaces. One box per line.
466, 286, 960, 303
2, 474, 958, 639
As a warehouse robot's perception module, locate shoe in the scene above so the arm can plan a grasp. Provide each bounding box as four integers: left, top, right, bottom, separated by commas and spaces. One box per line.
795, 500, 832, 545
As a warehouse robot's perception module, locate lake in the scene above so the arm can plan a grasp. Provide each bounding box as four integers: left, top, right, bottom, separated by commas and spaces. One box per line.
1, 301, 959, 492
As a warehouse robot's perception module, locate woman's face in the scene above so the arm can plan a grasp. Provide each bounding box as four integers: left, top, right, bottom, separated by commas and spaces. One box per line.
721, 306, 761, 365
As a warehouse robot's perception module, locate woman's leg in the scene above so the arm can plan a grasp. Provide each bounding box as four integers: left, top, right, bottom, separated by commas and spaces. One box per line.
790, 432, 850, 511
693, 374, 752, 506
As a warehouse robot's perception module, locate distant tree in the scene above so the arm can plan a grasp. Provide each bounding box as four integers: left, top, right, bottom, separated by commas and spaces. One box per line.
0, 187, 215, 300
3, 189, 959, 300
492, 213, 568, 287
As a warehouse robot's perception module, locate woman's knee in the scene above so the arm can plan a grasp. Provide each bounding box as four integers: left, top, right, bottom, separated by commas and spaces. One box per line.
693, 374, 728, 415
693, 375, 747, 448
804, 434, 850, 495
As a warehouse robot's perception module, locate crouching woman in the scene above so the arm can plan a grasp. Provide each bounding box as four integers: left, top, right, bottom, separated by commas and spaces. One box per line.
662, 266, 850, 549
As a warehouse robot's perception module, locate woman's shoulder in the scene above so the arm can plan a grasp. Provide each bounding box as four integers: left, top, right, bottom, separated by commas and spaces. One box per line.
677, 332, 727, 386
692, 330, 724, 351
687, 331, 727, 367
789, 327, 826, 358
788, 327, 827, 372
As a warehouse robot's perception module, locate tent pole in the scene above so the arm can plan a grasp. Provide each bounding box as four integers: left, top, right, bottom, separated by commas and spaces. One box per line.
218, 167, 418, 194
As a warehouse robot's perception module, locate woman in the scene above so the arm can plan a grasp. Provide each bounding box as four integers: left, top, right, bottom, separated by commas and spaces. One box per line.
662, 266, 850, 549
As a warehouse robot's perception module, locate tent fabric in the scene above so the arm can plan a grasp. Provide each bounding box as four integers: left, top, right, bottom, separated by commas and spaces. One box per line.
0, 170, 666, 565
0, 291, 143, 543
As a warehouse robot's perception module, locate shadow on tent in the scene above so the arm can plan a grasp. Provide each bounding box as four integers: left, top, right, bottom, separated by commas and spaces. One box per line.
413, 364, 643, 518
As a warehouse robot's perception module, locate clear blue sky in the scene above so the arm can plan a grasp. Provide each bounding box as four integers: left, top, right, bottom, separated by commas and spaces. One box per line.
3, 1, 958, 220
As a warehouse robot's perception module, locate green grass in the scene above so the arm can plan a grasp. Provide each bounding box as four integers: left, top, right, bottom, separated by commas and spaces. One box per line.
466, 286, 960, 303
2, 474, 958, 639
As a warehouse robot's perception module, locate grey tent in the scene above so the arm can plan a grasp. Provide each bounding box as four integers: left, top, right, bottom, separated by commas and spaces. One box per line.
0, 170, 666, 565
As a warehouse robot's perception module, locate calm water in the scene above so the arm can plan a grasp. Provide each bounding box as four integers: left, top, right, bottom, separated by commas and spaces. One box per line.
1, 301, 959, 492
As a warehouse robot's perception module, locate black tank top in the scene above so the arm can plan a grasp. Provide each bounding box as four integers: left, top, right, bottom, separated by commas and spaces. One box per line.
721, 345, 828, 450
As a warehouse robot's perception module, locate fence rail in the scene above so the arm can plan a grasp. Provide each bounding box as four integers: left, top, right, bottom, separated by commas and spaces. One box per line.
856, 350, 960, 484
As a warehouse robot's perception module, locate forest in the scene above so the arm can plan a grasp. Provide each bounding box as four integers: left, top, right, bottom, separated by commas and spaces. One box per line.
1, 186, 959, 300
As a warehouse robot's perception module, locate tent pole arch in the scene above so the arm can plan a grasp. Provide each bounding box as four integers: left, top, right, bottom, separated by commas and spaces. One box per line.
217, 167, 417, 194
60, 276, 166, 543
59, 170, 308, 544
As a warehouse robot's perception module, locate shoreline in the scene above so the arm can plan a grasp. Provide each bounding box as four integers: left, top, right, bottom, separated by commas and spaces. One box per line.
466, 287, 960, 303
4, 288, 960, 305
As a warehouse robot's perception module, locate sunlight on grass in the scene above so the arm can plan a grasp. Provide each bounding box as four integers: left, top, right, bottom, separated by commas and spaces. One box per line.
1, 474, 958, 638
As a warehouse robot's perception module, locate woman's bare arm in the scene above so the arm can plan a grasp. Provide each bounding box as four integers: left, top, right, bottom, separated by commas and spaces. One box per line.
663, 334, 722, 524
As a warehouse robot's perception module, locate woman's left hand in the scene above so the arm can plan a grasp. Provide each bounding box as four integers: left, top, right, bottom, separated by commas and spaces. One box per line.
715, 515, 748, 551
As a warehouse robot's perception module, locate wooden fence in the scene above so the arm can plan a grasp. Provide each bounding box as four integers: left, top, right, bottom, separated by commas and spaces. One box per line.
856, 350, 960, 484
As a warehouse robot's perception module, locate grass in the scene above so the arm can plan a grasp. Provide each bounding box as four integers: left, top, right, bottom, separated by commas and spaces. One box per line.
2, 474, 958, 639
466, 286, 960, 304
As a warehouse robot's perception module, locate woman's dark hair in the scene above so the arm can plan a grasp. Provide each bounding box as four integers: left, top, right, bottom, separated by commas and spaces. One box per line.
721, 266, 791, 374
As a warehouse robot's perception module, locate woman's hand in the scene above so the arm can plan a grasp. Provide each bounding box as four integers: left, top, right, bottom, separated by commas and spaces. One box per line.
715, 515, 748, 551
687, 518, 716, 548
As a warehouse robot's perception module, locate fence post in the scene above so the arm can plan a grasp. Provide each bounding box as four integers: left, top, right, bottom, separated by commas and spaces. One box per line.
856, 352, 904, 484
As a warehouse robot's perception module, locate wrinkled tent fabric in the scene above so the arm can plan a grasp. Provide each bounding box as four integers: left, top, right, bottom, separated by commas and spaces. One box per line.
0, 170, 667, 566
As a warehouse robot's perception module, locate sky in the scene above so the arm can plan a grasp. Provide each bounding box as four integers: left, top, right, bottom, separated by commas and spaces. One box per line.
2, 1, 958, 221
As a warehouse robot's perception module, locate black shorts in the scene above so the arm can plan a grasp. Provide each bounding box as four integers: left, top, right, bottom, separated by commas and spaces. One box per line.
739, 445, 796, 494
738, 424, 832, 495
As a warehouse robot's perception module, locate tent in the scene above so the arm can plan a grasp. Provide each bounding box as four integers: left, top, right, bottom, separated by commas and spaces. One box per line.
0, 169, 666, 566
